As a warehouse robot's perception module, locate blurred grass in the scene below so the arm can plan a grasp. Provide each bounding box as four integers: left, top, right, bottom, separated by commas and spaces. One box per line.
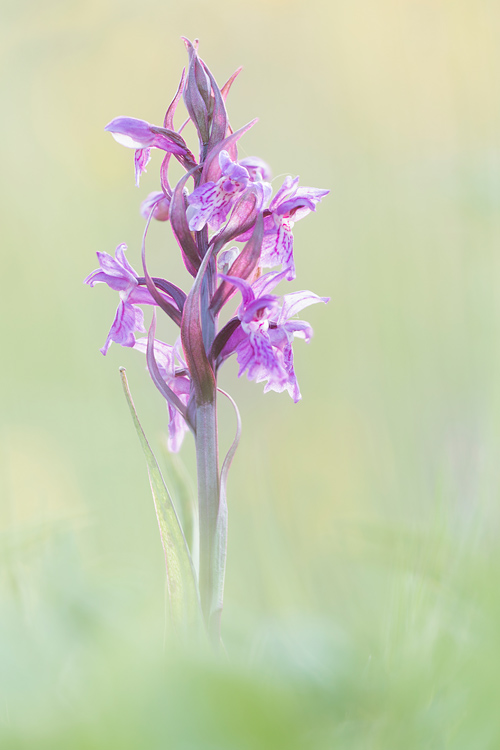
1, 0, 500, 746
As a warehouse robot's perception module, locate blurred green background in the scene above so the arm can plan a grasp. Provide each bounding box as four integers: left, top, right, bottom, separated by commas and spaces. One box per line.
2, 0, 500, 747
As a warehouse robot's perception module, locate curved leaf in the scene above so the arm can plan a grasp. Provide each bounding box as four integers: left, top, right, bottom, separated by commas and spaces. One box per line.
170, 169, 202, 276
140, 208, 182, 326
210, 213, 263, 315
201, 119, 258, 184
181, 246, 216, 404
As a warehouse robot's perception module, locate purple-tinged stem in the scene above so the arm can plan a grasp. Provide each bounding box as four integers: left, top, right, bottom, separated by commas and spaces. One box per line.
181, 240, 221, 641
196, 226, 217, 353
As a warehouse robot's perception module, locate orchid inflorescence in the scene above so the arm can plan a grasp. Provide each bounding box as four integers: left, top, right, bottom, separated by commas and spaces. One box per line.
86, 39, 329, 644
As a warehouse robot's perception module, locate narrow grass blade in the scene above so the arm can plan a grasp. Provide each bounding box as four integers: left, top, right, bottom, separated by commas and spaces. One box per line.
160, 451, 199, 581
119, 368, 202, 637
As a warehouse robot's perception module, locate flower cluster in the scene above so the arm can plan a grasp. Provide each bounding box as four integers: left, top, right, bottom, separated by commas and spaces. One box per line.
86, 39, 329, 453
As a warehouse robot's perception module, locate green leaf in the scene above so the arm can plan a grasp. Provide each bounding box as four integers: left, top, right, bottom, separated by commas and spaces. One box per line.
119, 368, 203, 638
160, 451, 199, 582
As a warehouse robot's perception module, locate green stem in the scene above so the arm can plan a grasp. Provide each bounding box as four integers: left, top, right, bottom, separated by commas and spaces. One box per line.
195, 396, 220, 642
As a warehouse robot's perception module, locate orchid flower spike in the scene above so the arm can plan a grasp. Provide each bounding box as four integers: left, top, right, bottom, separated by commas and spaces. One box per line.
86, 38, 329, 643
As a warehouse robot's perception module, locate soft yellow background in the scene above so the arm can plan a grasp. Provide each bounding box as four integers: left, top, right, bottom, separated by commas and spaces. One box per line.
1, 1, 500, 747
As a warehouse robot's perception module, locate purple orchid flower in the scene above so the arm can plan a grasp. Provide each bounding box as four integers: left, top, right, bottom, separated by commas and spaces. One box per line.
84, 243, 138, 295
85, 244, 178, 355
239, 176, 329, 281
219, 273, 329, 402
105, 117, 196, 186
85, 244, 145, 354
186, 151, 272, 232
133, 337, 190, 452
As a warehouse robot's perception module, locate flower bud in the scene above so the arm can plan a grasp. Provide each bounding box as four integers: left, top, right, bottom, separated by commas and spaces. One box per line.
140, 192, 171, 222
217, 247, 240, 275
182, 38, 211, 145
239, 157, 272, 183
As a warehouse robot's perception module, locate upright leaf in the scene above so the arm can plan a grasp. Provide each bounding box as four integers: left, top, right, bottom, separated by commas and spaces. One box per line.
181, 247, 216, 404
120, 368, 202, 637
170, 169, 202, 276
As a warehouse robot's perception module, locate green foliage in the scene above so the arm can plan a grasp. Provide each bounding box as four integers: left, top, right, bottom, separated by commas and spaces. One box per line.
120, 368, 202, 638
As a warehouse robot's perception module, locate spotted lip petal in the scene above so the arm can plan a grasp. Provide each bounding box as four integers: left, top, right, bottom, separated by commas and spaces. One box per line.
235, 330, 288, 388
260, 217, 295, 280
100, 300, 145, 356
134, 149, 151, 187
186, 151, 250, 232
253, 177, 330, 280
212, 183, 269, 249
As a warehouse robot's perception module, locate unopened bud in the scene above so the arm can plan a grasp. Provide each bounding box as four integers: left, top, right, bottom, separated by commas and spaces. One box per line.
140, 192, 171, 222
217, 247, 240, 274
